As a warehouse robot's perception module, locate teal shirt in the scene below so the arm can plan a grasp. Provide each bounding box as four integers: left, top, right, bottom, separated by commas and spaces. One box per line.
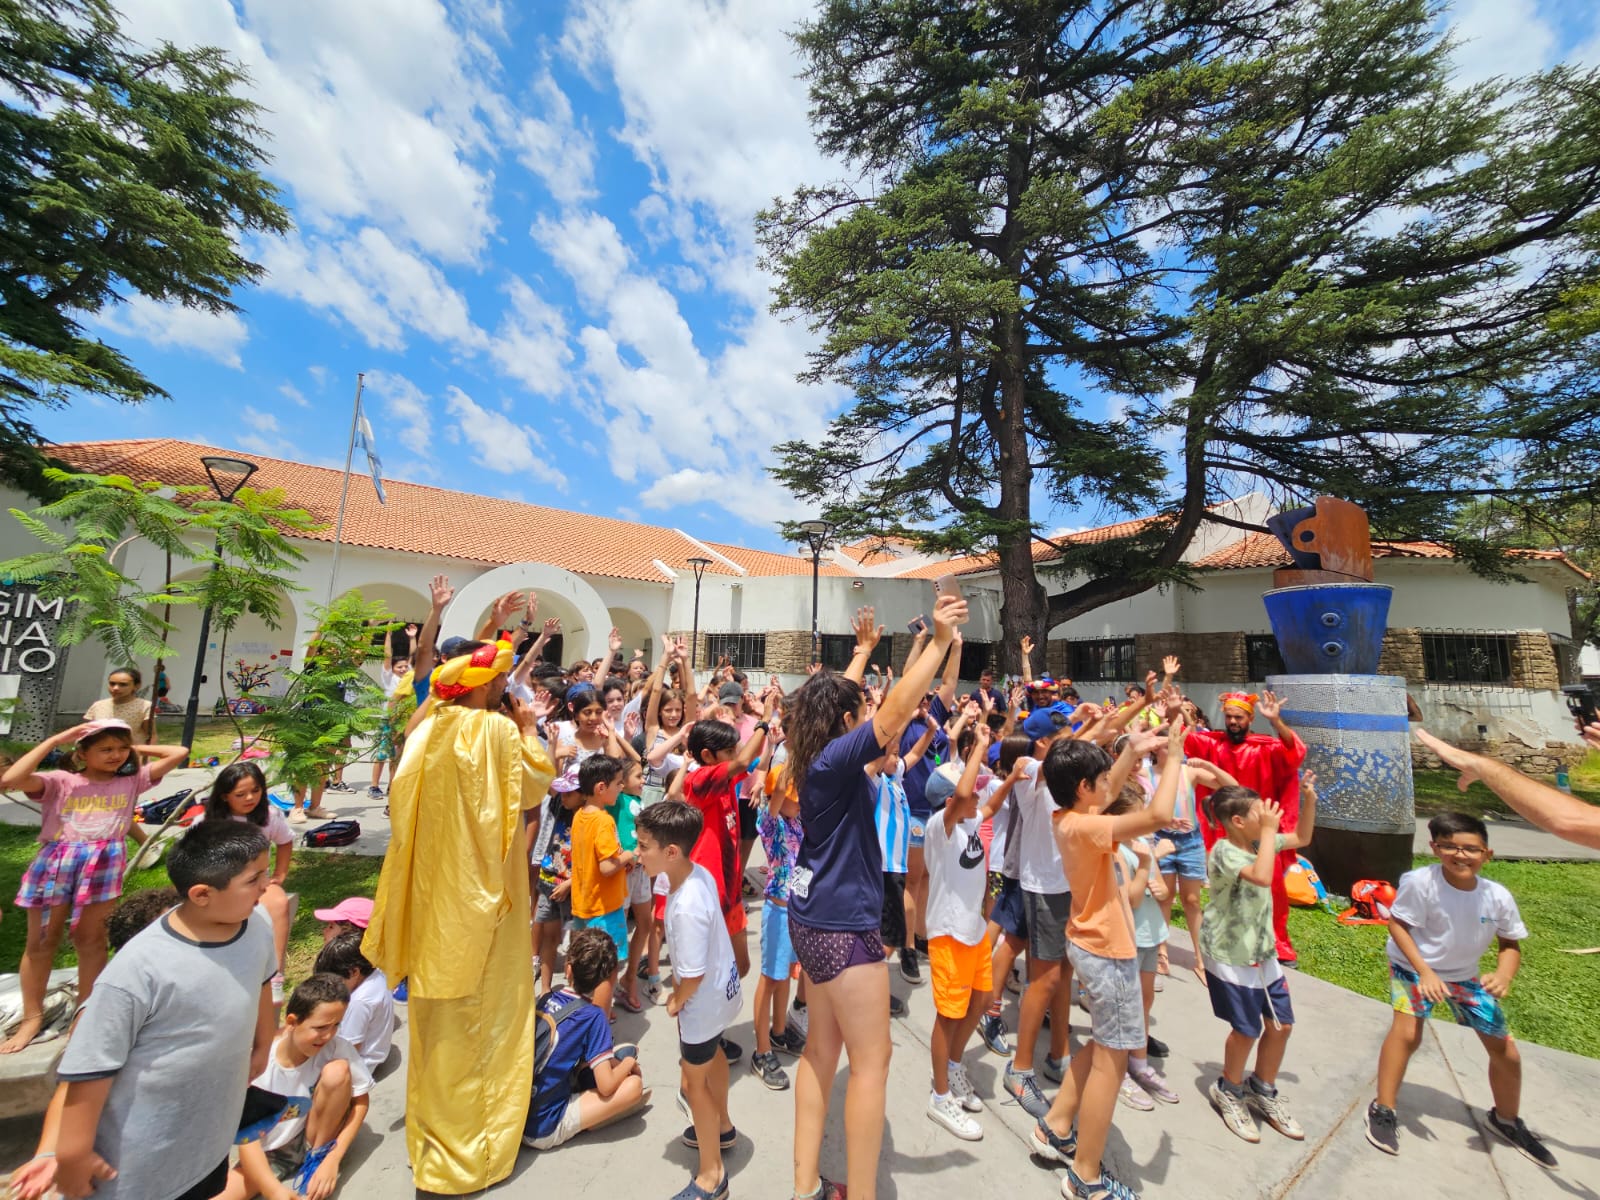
606, 791, 642, 853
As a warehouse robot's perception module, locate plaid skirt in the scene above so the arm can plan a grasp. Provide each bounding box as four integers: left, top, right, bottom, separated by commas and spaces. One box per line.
15, 839, 127, 927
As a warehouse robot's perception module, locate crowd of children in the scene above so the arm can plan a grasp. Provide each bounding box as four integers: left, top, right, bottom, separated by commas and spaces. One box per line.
0, 575, 1564, 1200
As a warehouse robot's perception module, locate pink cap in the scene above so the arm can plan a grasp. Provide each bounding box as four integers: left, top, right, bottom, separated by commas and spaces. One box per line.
313, 897, 374, 928
80, 718, 132, 738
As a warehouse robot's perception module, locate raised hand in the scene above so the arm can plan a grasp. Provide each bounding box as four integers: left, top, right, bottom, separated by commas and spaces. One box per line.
1256, 690, 1283, 722
525, 592, 539, 623
1260, 797, 1284, 830
1020, 635, 1035, 658
623, 710, 642, 740
543, 616, 562, 636
1009, 685, 1026, 711
1162, 655, 1181, 677
531, 688, 554, 722
608, 627, 623, 654
961, 698, 981, 722
852, 605, 884, 653
429, 573, 454, 609
806, 662, 822, 676
493, 590, 524, 621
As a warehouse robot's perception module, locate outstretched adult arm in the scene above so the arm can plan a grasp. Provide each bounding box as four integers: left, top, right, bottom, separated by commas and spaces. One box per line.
1417, 728, 1600, 850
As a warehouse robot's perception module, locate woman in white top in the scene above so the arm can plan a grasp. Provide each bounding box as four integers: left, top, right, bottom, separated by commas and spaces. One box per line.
84, 666, 154, 742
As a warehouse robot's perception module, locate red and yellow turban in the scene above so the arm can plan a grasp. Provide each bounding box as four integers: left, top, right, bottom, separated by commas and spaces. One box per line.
430, 639, 514, 701
1219, 691, 1258, 716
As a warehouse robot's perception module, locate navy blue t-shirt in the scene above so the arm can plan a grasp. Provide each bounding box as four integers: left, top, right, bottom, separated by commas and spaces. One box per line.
900, 694, 949, 818
527, 990, 612, 1139
790, 718, 888, 932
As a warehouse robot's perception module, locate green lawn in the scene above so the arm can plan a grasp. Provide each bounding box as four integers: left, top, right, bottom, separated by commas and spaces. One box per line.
0, 823, 383, 985
1412, 767, 1600, 820
1175, 856, 1600, 1060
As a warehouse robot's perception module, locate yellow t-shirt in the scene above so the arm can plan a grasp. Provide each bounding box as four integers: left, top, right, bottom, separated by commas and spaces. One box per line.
1056, 811, 1137, 960
569, 805, 626, 919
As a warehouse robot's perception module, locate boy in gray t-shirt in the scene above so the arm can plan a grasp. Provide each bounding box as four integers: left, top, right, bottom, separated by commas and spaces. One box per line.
55, 822, 280, 1200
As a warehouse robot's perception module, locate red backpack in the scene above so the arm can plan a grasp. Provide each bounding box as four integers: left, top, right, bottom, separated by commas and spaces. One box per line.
1337, 879, 1396, 926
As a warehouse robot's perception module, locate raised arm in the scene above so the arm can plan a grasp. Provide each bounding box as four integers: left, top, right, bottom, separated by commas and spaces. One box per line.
1108, 717, 1186, 840
1019, 635, 1035, 688
477, 591, 525, 643
730, 687, 779, 773
874, 592, 968, 747
412, 573, 453, 680
1283, 772, 1318, 850
131, 743, 190, 784
946, 723, 992, 832
594, 627, 623, 691
1, 723, 91, 794
1254, 690, 1304, 759
901, 720, 937, 771
937, 629, 962, 710
1420, 727, 1600, 851
902, 621, 929, 678
843, 606, 884, 685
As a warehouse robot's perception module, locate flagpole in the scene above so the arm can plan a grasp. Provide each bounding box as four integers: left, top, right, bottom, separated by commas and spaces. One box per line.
326, 372, 364, 607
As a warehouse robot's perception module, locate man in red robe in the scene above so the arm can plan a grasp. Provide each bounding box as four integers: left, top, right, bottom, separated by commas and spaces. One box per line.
1186, 690, 1306, 964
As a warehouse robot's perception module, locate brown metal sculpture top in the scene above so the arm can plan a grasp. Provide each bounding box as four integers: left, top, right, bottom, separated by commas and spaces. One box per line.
1265, 496, 1374, 587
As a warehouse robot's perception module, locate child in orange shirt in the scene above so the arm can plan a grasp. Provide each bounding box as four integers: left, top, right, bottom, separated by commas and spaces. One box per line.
569, 755, 635, 1015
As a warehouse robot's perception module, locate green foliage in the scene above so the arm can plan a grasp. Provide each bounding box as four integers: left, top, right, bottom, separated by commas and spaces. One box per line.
0, 469, 318, 667
0, 0, 290, 473
762, 0, 1600, 662
254, 593, 392, 790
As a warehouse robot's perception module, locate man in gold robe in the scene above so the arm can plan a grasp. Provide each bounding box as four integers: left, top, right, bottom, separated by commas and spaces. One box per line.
364, 638, 555, 1193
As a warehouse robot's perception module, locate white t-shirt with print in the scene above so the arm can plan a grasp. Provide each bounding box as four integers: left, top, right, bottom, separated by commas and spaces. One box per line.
1385, 864, 1528, 982
253, 1031, 374, 1152
666, 863, 742, 1045
924, 808, 989, 945
338, 968, 394, 1071
1014, 762, 1068, 895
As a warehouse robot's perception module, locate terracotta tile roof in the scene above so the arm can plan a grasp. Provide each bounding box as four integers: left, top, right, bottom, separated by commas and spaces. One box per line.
887, 515, 1170, 579
1196, 531, 1589, 579
44, 438, 750, 583
839, 535, 919, 565
698, 541, 856, 578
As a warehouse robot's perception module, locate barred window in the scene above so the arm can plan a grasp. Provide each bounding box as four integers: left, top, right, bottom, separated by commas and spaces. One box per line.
1421, 632, 1513, 685
1245, 635, 1286, 682
818, 634, 857, 672
1067, 638, 1138, 681
704, 633, 767, 671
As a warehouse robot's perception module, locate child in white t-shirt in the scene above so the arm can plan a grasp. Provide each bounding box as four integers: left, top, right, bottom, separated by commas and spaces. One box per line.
1366, 811, 1551, 1166
636, 800, 742, 1200
313, 931, 394, 1072
227, 974, 373, 1200
1110, 782, 1178, 1110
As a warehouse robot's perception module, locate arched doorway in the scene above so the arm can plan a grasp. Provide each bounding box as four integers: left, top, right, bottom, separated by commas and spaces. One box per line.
443, 563, 615, 664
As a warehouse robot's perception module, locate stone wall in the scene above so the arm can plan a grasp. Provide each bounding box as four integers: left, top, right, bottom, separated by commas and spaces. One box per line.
1178, 632, 1248, 684
1510, 631, 1560, 691
1377, 628, 1425, 684
764, 631, 813, 675
1411, 737, 1586, 774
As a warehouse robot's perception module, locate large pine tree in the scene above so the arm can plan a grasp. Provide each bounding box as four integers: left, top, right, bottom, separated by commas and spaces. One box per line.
760, 0, 1600, 669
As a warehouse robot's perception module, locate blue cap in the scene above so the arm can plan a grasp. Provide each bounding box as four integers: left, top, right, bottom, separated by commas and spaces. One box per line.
1022, 703, 1072, 741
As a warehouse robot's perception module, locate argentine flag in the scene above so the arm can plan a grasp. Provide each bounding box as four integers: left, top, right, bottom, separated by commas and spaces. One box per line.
356, 402, 386, 505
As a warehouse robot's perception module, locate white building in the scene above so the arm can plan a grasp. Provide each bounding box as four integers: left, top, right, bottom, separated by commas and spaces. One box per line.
2, 438, 1587, 765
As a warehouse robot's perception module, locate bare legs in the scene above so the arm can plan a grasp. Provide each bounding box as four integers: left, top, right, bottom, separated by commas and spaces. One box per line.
793, 962, 892, 1200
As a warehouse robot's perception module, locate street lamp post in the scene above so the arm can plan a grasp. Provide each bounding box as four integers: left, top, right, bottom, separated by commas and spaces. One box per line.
799, 520, 832, 666
687, 556, 713, 673
179, 456, 259, 756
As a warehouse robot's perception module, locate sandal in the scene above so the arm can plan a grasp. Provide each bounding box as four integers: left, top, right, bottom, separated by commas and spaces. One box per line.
615, 990, 644, 1014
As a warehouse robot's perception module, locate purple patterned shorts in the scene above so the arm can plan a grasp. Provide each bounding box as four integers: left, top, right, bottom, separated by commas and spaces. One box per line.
788, 914, 885, 985
15, 839, 127, 928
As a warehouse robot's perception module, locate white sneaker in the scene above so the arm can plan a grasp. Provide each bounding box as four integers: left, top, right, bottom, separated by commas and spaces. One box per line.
948, 1062, 983, 1113
927, 1092, 983, 1141
287, 807, 307, 824
1118, 1076, 1155, 1111
788, 1003, 809, 1040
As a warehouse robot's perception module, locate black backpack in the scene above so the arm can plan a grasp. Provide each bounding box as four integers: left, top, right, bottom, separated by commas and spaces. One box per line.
136, 788, 193, 825
303, 819, 361, 848
533, 989, 594, 1085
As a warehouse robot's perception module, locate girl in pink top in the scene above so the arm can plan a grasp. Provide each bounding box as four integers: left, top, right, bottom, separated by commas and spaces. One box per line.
200, 761, 295, 975
1, 719, 187, 1053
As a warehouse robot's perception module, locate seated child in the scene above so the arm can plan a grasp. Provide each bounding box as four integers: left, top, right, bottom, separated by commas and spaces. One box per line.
222, 973, 374, 1200
314, 896, 374, 945
313, 931, 395, 1072
523, 927, 650, 1151
1366, 811, 1552, 1166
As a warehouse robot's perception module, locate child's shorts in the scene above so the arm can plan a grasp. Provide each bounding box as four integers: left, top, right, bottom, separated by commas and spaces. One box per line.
1136, 943, 1163, 974
761, 900, 797, 980
879, 871, 907, 947
991, 876, 1028, 942
524, 1095, 583, 1150
1068, 942, 1145, 1050
652, 872, 669, 921
265, 1137, 309, 1181
574, 907, 628, 956
680, 1031, 724, 1066
15, 839, 126, 928
930, 933, 993, 1018
1157, 826, 1206, 881
371, 720, 395, 763
1208, 971, 1295, 1038
626, 863, 652, 907
1022, 888, 1070, 962
535, 891, 572, 926
1388, 962, 1507, 1038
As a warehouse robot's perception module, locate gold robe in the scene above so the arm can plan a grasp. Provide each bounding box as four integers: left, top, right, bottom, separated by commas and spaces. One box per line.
364, 704, 554, 1194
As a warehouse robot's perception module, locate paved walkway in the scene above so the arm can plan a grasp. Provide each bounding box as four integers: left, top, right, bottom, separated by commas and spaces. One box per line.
1413, 814, 1600, 862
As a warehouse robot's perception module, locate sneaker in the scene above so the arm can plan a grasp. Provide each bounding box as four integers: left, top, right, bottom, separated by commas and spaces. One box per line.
915, 935, 929, 954
287, 807, 307, 824
304, 806, 337, 819
1245, 1080, 1304, 1140
948, 1061, 983, 1113
751, 1051, 790, 1090
1006, 963, 1024, 994
1118, 1076, 1155, 1111
789, 1001, 809, 1040
1042, 1054, 1066, 1084
680, 1124, 739, 1150
718, 1036, 742, 1064
889, 993, 907, 1018
771, 1025, 806, 1057
1487, 1107, 1557, 1168
326, 780, 355, 793
1003, 1063, 1049, 1119
900, 947, 922, 985
927, 1092, 983, 1141
1208, 1079, 1260, 1143
1146, 1034, 1169, 1058
979, 1012, 1013, 1056
1129, 1064, 1179, 1105
1062, 1163, 1139, 1200
367, 786, 384, 799
1365, 1101, 1399, 1156
794, 1179, 845, 1200
1030, 1116, 1077, 1164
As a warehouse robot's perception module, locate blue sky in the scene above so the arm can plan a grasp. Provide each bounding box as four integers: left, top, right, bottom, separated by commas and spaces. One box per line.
41, 0, 1600, 553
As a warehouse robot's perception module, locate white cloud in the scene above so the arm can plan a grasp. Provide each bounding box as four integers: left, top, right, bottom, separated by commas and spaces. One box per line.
364, 370, 434, 456
489, 278, 572, 397
513, 74, 597, 207
241, 405, 278, 434
1446, 0, 1557, 87
278, 382, 310, 408
444, 386, 568, 490
533, 210, 631, 309
94, 294, 249, 368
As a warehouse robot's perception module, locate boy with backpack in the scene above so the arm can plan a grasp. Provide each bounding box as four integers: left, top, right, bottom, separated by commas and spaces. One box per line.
52, 821, 280, 1200
1365, 811, 1553, 1166
523, 927, 650, 1151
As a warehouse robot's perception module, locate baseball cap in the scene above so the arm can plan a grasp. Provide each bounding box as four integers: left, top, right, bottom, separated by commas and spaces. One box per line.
1022, 703, 1072, 741
79, 718, 132, 738
313, 897, 374, 928
439, 636, 472, 659
717, 682, 745, 707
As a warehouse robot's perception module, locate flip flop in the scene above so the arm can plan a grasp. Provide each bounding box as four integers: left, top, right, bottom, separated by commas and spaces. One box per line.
615, 990, 644, 1014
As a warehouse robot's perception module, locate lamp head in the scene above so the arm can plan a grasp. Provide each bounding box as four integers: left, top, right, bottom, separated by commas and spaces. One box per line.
798, 519, 833, 555
686, 555, 713, 582
200, 455, 258, 502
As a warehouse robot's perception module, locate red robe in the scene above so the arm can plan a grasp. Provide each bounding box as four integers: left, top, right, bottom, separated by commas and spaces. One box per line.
1185, 728, 1307, 959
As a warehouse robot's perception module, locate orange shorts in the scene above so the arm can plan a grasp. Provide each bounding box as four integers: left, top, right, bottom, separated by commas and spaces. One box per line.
929, 933, 994, 1019
725, 901, 747, 937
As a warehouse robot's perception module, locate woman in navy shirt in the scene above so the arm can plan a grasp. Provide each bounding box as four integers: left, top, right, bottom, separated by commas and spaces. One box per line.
785, 593, 967, 1200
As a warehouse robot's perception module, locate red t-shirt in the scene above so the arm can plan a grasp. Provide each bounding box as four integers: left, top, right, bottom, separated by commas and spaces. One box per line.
684, 760, 745, 915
